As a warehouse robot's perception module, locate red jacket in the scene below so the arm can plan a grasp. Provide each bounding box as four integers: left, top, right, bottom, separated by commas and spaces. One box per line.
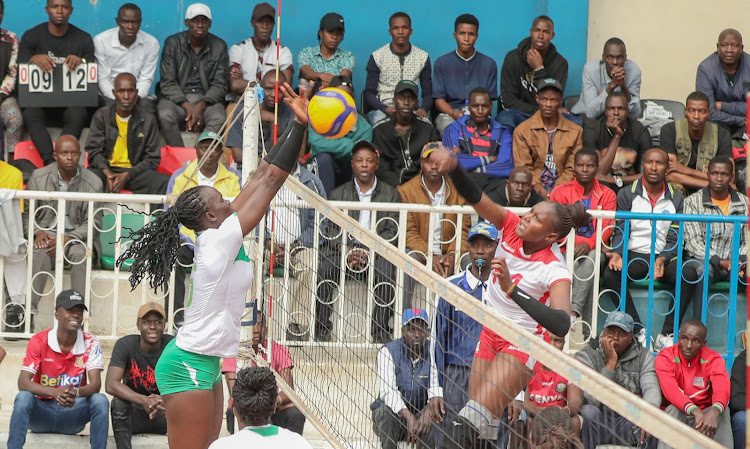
655, 345, 730, 413
549, 178, 616, 251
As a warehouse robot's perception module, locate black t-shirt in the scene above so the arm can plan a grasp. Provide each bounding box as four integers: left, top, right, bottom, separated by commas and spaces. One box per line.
659, 121, 733, 169
19, 22, 95, 63
110, 334, 173, 396
582, 117, 652, 176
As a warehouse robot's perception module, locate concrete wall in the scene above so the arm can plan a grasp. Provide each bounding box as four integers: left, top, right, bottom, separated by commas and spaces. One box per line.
586, 0, 750, 103
2, 0, 589, 100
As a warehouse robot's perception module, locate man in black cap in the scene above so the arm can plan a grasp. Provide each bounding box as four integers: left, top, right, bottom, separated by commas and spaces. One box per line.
297, 12, 355, 86
8, 290, 109, 449
373, 80, 439, 187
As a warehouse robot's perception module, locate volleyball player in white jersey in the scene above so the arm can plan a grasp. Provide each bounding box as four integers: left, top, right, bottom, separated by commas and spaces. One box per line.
117, 83, 311, 449
428, 147, 591, 449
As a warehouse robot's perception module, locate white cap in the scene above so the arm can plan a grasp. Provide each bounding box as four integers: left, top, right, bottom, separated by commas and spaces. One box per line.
185, 3, 212, 20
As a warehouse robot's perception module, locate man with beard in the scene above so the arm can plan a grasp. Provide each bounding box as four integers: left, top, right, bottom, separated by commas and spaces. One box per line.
372, 309, 434, 449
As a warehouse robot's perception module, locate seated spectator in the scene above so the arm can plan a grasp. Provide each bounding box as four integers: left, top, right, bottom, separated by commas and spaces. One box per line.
0, 159, 26, 333
432, 14, 497, 134
602, 148, 683, 343
8, 290, 108, 449
530, 406, 582, 449
228, 2, 293, 100
397, 143, 470, 301
166, 131, 241, 324
86, 72, 168, 195
491, 166, 544, 207
498, 16, 572, 130
512, 78, 583, 200
0, 2, 24, 160
582, 92, 652, 192
307, 75, 373, 195
222, 314, 306, 436
297, 13, 354, 86
569, 312, 661, 449
316, 141, 399, 343
442, 87, 513, 200
20, 135, 102, 332
429, 222, 498, 445
94, 3, 159, 112
571, 38, 642, 120
210, 366, 312, 449
550, 149, 615, 329
371, 309, 434, 449
655, 320, 733, 449
364, 12, 432, 125
19, 0, 94, 165
373, 80, 439, 187
105, 302, 172, 449
157, 3, 228, 146
696, 29, 750, 137
730, 349, 746, 449
267, 162, 326, 340
660, 91, 732, 194
225, 70, 294, 167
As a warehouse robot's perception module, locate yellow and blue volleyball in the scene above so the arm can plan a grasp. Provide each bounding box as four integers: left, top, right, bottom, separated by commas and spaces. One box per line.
307, 87, 357, 139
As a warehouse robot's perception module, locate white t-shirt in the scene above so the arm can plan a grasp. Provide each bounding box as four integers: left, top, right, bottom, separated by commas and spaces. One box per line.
176, 213, 254, 357
485, 212, 570, 335
228, 39, 293, 87
209, 425, 312, 449
423, 176, 446, 255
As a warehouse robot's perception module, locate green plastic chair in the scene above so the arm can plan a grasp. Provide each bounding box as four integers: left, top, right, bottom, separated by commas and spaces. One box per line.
99, 214, 150, 271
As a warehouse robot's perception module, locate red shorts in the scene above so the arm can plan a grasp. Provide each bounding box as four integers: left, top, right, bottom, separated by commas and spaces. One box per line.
474, 326, 545, 370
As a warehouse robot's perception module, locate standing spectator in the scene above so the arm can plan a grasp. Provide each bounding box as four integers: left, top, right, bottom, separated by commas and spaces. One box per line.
428, 222, 498, 446
157, 3, 228, 146
571, 38, 642, 120
550, 148, 616, 330
308, 75, 372, 195
105, 302, 172, 449
432, 14, 497, 134
372, 309, 434, 449
498, 16, 569, 130
228, 2, 293, 100
730, 349, 746, 449
696, 29, 750, 137
7, 290, 108, 449
86, 72, 168, 195
21, 135, 102, 330
373, 80, 439, 187
364, 12, 432, 125
568, 311, 661, 449
316, 141, 399, 343
660, 91, 732, 194
601, 148, 683, 343
655, 320, 733, 449
512, 78, 583, 200
165, 131, 241, 324
491, 166, 544, 207
0, 158, 26, 333
582, 92, 652, 192
94, 3, 159, 111
297, 12, 354, 86
19, 0, 94, 165
0, 0, 23, 160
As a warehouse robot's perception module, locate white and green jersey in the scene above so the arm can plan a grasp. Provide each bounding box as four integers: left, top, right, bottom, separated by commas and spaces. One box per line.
209, 425, 312, 449
176, 213, 254, 358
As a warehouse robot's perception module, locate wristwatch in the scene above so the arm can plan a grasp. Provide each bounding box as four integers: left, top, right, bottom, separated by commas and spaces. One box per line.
614, 176, 623, 188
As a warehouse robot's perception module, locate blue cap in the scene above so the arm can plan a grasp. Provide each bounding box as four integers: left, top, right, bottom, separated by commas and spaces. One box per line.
603, 311, 634, 333
467, 221, 498, 242
403, 309, 428, 326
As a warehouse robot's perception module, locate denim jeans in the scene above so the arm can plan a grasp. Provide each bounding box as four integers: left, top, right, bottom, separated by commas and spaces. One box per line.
8, 391, 109, 449
732, 411, 746, 449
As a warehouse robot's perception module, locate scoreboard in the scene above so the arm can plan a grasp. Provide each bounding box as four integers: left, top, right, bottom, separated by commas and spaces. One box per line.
18, 62, 99, 108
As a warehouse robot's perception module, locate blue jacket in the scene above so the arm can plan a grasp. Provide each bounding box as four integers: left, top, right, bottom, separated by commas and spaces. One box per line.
431, 272, 484, 392
696, 52, 750, 127
371, 338, 432, 414
442, 115, 514, 178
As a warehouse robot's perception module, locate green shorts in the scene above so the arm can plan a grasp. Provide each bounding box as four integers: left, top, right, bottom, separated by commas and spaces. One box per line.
155, 339, 222, 395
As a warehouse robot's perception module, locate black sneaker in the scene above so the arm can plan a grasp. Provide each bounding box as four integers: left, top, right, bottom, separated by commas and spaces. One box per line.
441, 416, 479, 449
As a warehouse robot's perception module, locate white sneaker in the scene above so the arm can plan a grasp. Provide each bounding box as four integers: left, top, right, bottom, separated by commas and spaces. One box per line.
654, 333, 674, 352
636, 328, 648, 348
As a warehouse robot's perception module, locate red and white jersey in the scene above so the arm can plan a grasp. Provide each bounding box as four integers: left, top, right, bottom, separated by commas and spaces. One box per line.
486, 212, 571, 335
528, 363, 569, 408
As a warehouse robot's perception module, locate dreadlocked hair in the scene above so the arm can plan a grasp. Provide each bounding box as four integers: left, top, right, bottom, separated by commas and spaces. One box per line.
531, 406, 583, 449
117, 186, 210, 292
551, 202, 592, 240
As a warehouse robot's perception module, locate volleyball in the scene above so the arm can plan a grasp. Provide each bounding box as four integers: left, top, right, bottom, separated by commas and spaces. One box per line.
307, 87, 357, 139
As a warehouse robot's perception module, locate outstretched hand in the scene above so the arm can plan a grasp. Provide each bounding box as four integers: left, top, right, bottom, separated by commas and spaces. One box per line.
281, 81, 311, 125
427, 145, 458, 174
